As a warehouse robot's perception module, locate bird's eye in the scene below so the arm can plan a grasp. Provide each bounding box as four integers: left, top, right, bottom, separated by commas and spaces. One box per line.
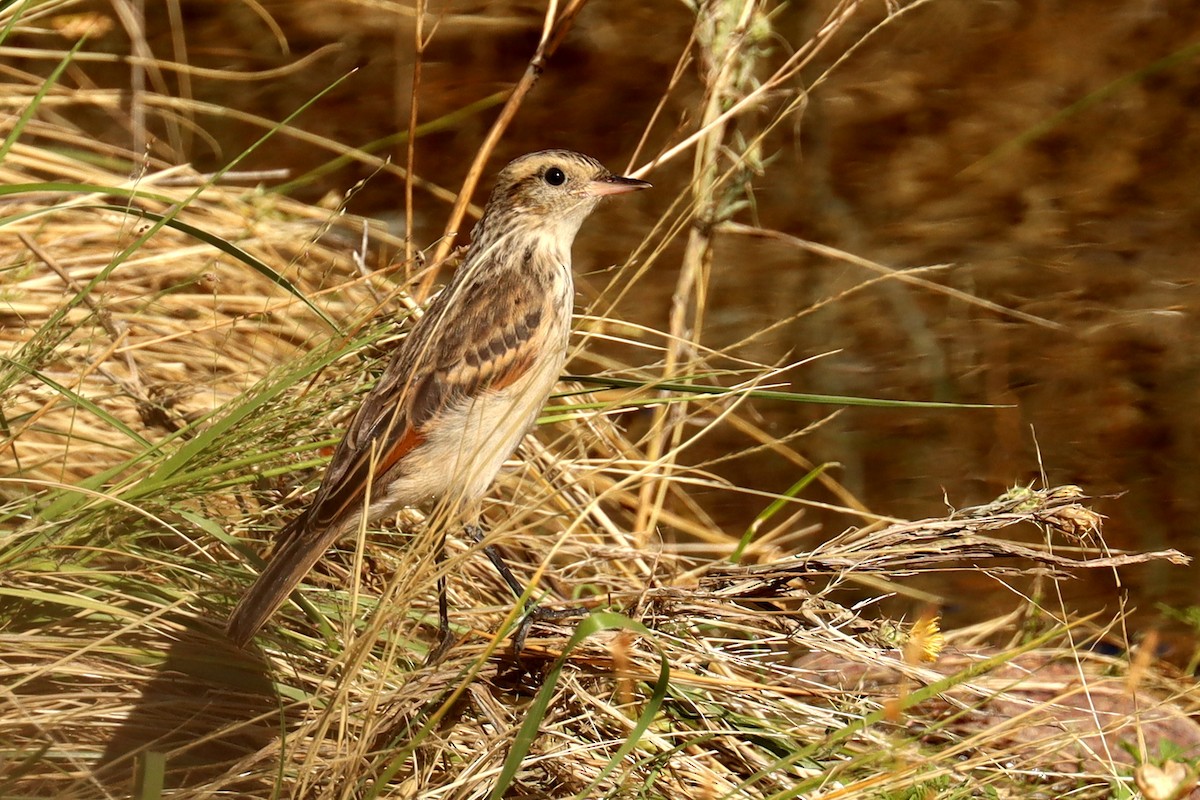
544, 167, 566, 186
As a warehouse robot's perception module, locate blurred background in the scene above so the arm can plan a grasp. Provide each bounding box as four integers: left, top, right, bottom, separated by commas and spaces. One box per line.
11, 0, 1200, 644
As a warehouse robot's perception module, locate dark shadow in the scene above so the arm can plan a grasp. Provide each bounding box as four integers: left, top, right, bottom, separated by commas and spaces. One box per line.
94, 620, 280, 794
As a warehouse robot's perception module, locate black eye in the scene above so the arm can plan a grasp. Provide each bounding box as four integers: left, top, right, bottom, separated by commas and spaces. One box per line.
544, 166, 566, 186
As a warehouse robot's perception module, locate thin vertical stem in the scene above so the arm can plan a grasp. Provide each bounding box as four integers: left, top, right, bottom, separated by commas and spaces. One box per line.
636, 0, 761, 544
421, 0, 589, 300
404, 0, 428, 271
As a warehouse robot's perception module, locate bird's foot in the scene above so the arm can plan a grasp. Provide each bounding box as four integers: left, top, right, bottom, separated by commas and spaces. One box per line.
511, 602, 588, 655
424, 626, 458, 667
425, 571, 455, 666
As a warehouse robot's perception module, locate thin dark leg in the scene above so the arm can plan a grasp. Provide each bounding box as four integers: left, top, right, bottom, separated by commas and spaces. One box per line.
466, 524, 527, 599
465, 524, 586, 654
438, 572, 449, 640
511, 603, 587, 653
425, 529, 455, 665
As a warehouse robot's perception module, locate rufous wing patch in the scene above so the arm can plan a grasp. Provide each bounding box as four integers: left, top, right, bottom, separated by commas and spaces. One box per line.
375, 424, 426, 478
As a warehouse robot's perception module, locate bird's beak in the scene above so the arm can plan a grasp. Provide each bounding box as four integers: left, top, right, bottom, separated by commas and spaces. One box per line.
586, 174, 652, 197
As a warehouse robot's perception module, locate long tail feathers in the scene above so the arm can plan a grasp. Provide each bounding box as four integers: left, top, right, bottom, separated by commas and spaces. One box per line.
225, 517, 344, 647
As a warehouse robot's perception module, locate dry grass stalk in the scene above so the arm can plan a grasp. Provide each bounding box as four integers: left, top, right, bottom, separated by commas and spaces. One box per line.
1, 3, 1197, 799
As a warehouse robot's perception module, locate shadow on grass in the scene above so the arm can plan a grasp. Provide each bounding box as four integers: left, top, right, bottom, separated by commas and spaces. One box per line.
95, 622, 280, 795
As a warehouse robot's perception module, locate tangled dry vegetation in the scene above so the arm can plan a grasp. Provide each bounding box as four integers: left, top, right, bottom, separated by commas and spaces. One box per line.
2, 2, 1198, 799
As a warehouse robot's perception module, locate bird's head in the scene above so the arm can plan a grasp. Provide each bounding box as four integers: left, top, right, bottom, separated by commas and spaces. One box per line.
473, 149, 651, 251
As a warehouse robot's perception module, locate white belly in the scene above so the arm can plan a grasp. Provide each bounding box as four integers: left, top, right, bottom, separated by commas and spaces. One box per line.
391, 284, 571, 513
414, 345, 565, 505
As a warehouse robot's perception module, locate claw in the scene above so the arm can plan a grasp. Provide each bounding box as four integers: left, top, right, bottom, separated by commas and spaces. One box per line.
511, 603, 588, 655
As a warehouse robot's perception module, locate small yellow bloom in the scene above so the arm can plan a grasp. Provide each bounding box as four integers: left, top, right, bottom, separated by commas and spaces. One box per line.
905, 613, 945, 664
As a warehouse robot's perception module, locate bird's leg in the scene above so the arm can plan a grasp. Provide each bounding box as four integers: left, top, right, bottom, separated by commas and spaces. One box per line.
437, 570, 450, 641
511, 603, 588, 654
425, 527, 456, 665
473, 528, 529, 599
465, 524, 587, 653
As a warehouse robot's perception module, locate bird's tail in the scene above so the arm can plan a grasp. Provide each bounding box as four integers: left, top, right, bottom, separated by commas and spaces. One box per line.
225, 515, 346, 647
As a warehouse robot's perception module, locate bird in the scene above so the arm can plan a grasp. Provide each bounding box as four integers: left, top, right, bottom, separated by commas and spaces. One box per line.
226, 149, 651, 648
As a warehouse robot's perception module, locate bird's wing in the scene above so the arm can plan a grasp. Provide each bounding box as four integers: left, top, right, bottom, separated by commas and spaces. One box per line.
225, 264, 552, 646
294, 265, 547, 534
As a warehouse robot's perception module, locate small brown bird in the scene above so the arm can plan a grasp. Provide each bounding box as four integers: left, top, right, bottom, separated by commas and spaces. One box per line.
226, 150, 650, 647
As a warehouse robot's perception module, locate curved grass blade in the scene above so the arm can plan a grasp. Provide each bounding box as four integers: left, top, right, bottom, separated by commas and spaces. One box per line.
122, 346, 349, 502
719, 619, 1090, 800
963, 39, 1200, 177
91, 204, 338, 330
0, 35, 83, 163
273, 89, 508, 195
490, 611, 671, 800
0, 475, 192, 569
563, 374, 1002, 410
571, 621, 671, 798
730, 465, 827, 564
4, 70, 355, 394
33, 330, 369, 522
0, 355, 152, 448
0, 181, 176, 204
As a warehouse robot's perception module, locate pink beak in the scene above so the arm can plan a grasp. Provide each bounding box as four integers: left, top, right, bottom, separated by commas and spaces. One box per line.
586, 174, 652, 197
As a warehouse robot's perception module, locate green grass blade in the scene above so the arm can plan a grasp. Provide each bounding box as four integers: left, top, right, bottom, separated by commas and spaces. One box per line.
136, 750, 166, 800
720, 619, 1090, 800
964, 39, 1200, 176
125, 375, 308, 501
0, 1, 37, 45
0, 355, 152, 449
119, 333, 367, 504
571, 619, 671, 798
729, 465, 828, 564
537, 391, 719, 424
563, 374, 1002, 409
0, 35, 83, 164
3, 70, 356, 396
491, 611, 670, 800
29, 330, 366, 525
273, 89, 508, 195
0, 740, 52, 795
90, 204, 338, 330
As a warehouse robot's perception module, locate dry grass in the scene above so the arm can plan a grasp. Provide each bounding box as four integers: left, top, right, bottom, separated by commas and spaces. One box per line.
2, 2, 1198, 799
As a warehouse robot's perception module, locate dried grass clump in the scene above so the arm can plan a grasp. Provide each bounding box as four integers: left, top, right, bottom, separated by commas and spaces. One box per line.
0, 149, 399, 491
1, 2, 1198, 800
